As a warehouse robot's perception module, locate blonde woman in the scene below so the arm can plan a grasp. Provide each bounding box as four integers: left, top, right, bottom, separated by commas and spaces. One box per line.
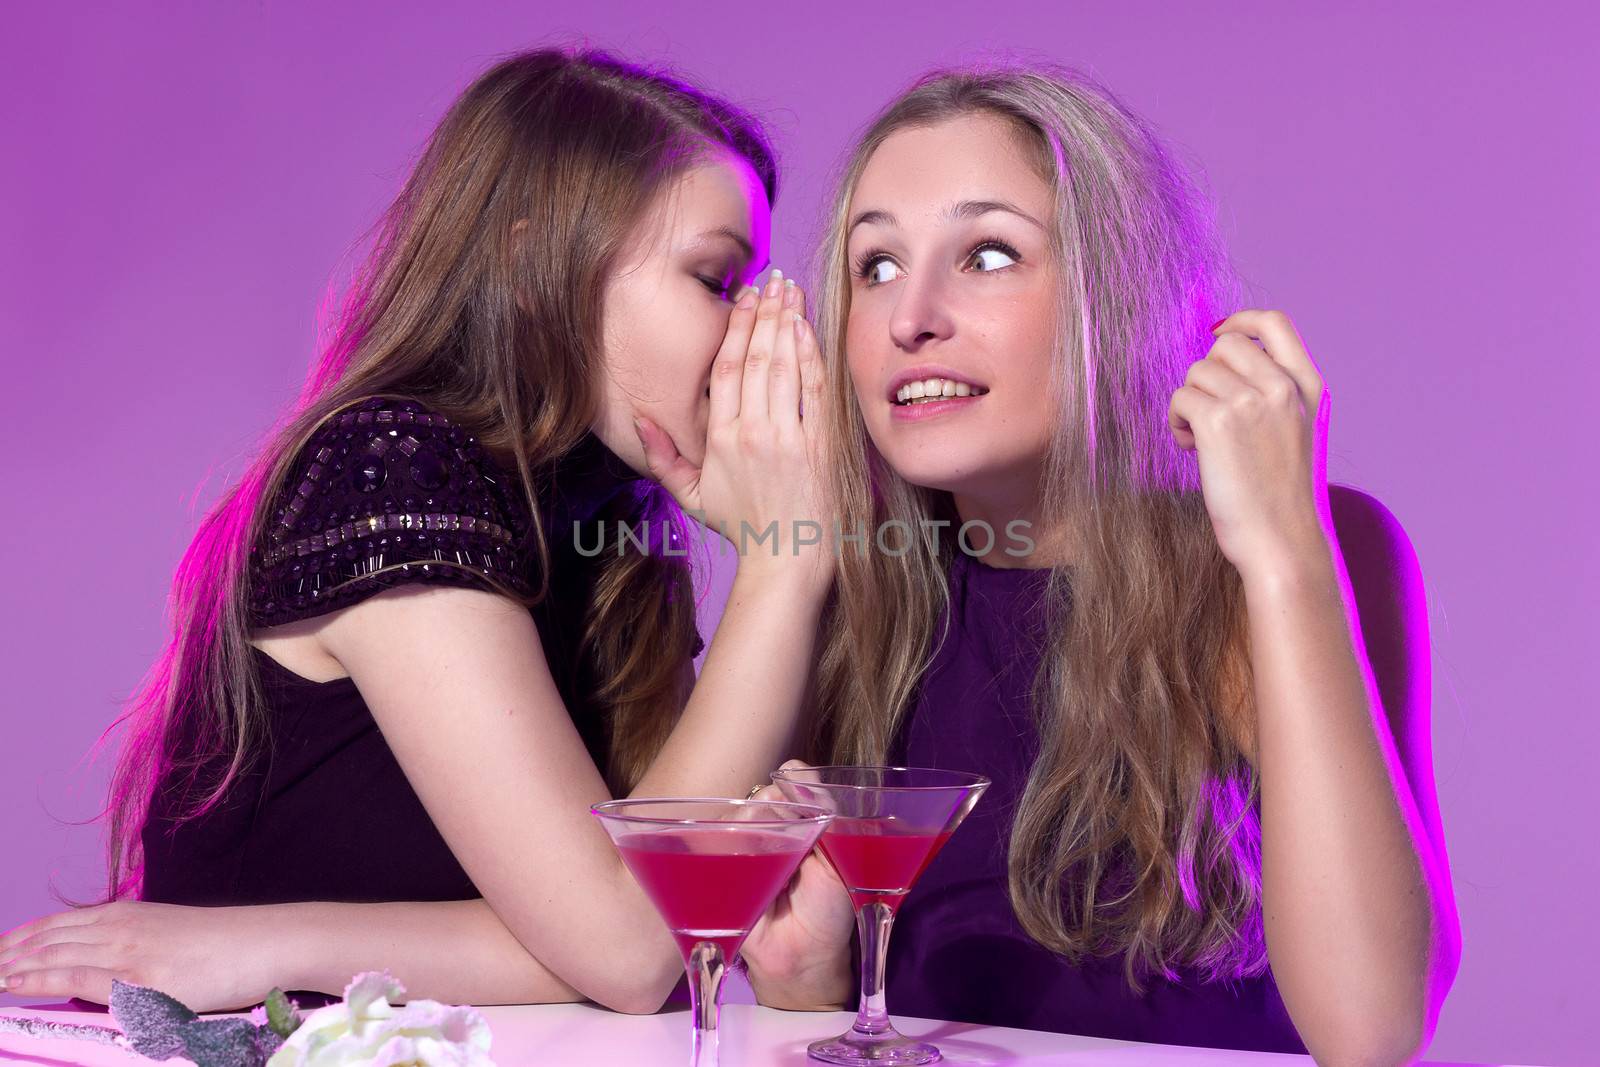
742, 62, 1460, 1062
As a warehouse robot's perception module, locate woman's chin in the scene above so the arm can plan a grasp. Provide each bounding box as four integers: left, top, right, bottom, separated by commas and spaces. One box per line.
876, 446, 1039, 504
878, 458, 979, 497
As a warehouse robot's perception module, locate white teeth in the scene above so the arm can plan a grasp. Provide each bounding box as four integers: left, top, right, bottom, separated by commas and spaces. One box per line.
892, 376, 988, 404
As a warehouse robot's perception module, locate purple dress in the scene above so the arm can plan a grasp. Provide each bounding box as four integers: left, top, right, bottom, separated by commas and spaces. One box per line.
881, 550, 1307, 1053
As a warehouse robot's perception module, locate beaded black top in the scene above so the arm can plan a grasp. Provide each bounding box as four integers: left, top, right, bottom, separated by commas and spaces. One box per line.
140, 396, 698, 920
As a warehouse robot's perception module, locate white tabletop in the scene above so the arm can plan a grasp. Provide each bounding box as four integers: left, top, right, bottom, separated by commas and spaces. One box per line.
0, 1000, 1518, 1066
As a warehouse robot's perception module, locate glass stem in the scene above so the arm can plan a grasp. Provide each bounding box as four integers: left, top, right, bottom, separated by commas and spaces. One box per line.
851, 901, 898, 1037
686, 941, 728, 1067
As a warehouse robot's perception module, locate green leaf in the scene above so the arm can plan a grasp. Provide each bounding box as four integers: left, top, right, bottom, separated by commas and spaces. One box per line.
108, 978, 198, 1060
263, 987, 303, 1038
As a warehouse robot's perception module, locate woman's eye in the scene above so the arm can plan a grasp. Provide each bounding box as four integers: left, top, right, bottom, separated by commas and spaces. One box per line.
698, 276, 734, 299
856, 255, 901, 287
867, 258, 901, 286
968, 243, 1019, 272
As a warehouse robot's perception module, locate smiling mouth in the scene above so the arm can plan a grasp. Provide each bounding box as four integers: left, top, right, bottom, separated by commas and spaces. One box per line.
891, 376, 990, 406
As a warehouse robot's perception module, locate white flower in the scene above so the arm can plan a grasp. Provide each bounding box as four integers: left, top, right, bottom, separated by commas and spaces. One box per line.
266, 971, 494, 1067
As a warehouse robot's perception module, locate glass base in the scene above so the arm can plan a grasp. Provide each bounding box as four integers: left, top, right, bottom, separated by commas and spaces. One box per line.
806, 1028, 941, 1065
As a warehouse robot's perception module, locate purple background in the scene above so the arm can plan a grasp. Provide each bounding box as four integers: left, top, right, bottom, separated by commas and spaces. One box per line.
3, 4, 1594, 1063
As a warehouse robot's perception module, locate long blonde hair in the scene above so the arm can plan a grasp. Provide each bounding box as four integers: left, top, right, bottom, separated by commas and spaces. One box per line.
86, 46, 778, 904
806, 60, 1264, 986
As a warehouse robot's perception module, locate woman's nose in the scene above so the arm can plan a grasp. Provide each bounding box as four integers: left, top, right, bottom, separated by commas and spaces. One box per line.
888, 272, 956, 351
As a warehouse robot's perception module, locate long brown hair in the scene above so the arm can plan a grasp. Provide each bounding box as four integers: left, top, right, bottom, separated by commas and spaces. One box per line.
87, 46, 778, 904
805, 60, 1264, 987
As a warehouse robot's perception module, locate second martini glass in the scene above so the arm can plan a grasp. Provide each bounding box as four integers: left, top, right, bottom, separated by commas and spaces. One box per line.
592, 798, 833, 1067
771, 766, 989, 1066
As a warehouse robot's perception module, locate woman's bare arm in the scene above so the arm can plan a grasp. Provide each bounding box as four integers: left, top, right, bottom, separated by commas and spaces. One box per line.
229, 546, 827, 1011
1250, 485, 1460, 1064
274, 898, 582, 1005
308, 547, 828, 1013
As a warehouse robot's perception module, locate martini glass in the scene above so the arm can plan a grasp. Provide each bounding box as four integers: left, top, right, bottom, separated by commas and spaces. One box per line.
771, 766, 989, 1066
592, 798, 833, 1066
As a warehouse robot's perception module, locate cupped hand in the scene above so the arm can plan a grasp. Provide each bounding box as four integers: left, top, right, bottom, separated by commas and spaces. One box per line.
634, 272, 837, 592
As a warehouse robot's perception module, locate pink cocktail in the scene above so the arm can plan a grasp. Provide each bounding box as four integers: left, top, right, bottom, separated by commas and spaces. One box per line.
615, 827, 816, 960
593, 798, 832, 1067
772, 766, 988, 1066
816, 819, 953, 912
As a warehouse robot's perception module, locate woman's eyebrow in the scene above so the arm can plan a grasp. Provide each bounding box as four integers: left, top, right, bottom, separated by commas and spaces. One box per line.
848, 199, 1045, 236
693, 226, 758, 265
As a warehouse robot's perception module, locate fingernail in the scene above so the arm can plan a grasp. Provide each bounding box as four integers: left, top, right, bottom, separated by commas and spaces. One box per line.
765, 268, 784, 297
632, 416, 645, 437
735, 287, 758, 310
783, 283, 798, 308
1209, 316, 1228, 332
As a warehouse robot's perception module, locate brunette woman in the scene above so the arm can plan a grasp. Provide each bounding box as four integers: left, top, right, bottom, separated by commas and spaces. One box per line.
0, 46, 833, 1015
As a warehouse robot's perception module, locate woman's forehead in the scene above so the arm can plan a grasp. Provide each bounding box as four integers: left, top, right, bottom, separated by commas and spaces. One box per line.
618, 155, 769, 270
669, 154, 770, 250
851, 116, 1050, 225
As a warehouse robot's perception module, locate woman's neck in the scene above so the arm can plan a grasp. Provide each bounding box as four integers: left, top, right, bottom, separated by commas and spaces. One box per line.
949, 482, 1070, 570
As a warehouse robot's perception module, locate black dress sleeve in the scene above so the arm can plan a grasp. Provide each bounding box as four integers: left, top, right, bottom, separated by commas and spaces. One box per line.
248, 396, 534, 627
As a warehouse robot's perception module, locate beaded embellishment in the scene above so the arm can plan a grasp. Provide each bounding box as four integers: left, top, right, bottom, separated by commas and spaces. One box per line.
248, 397, 533, 626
